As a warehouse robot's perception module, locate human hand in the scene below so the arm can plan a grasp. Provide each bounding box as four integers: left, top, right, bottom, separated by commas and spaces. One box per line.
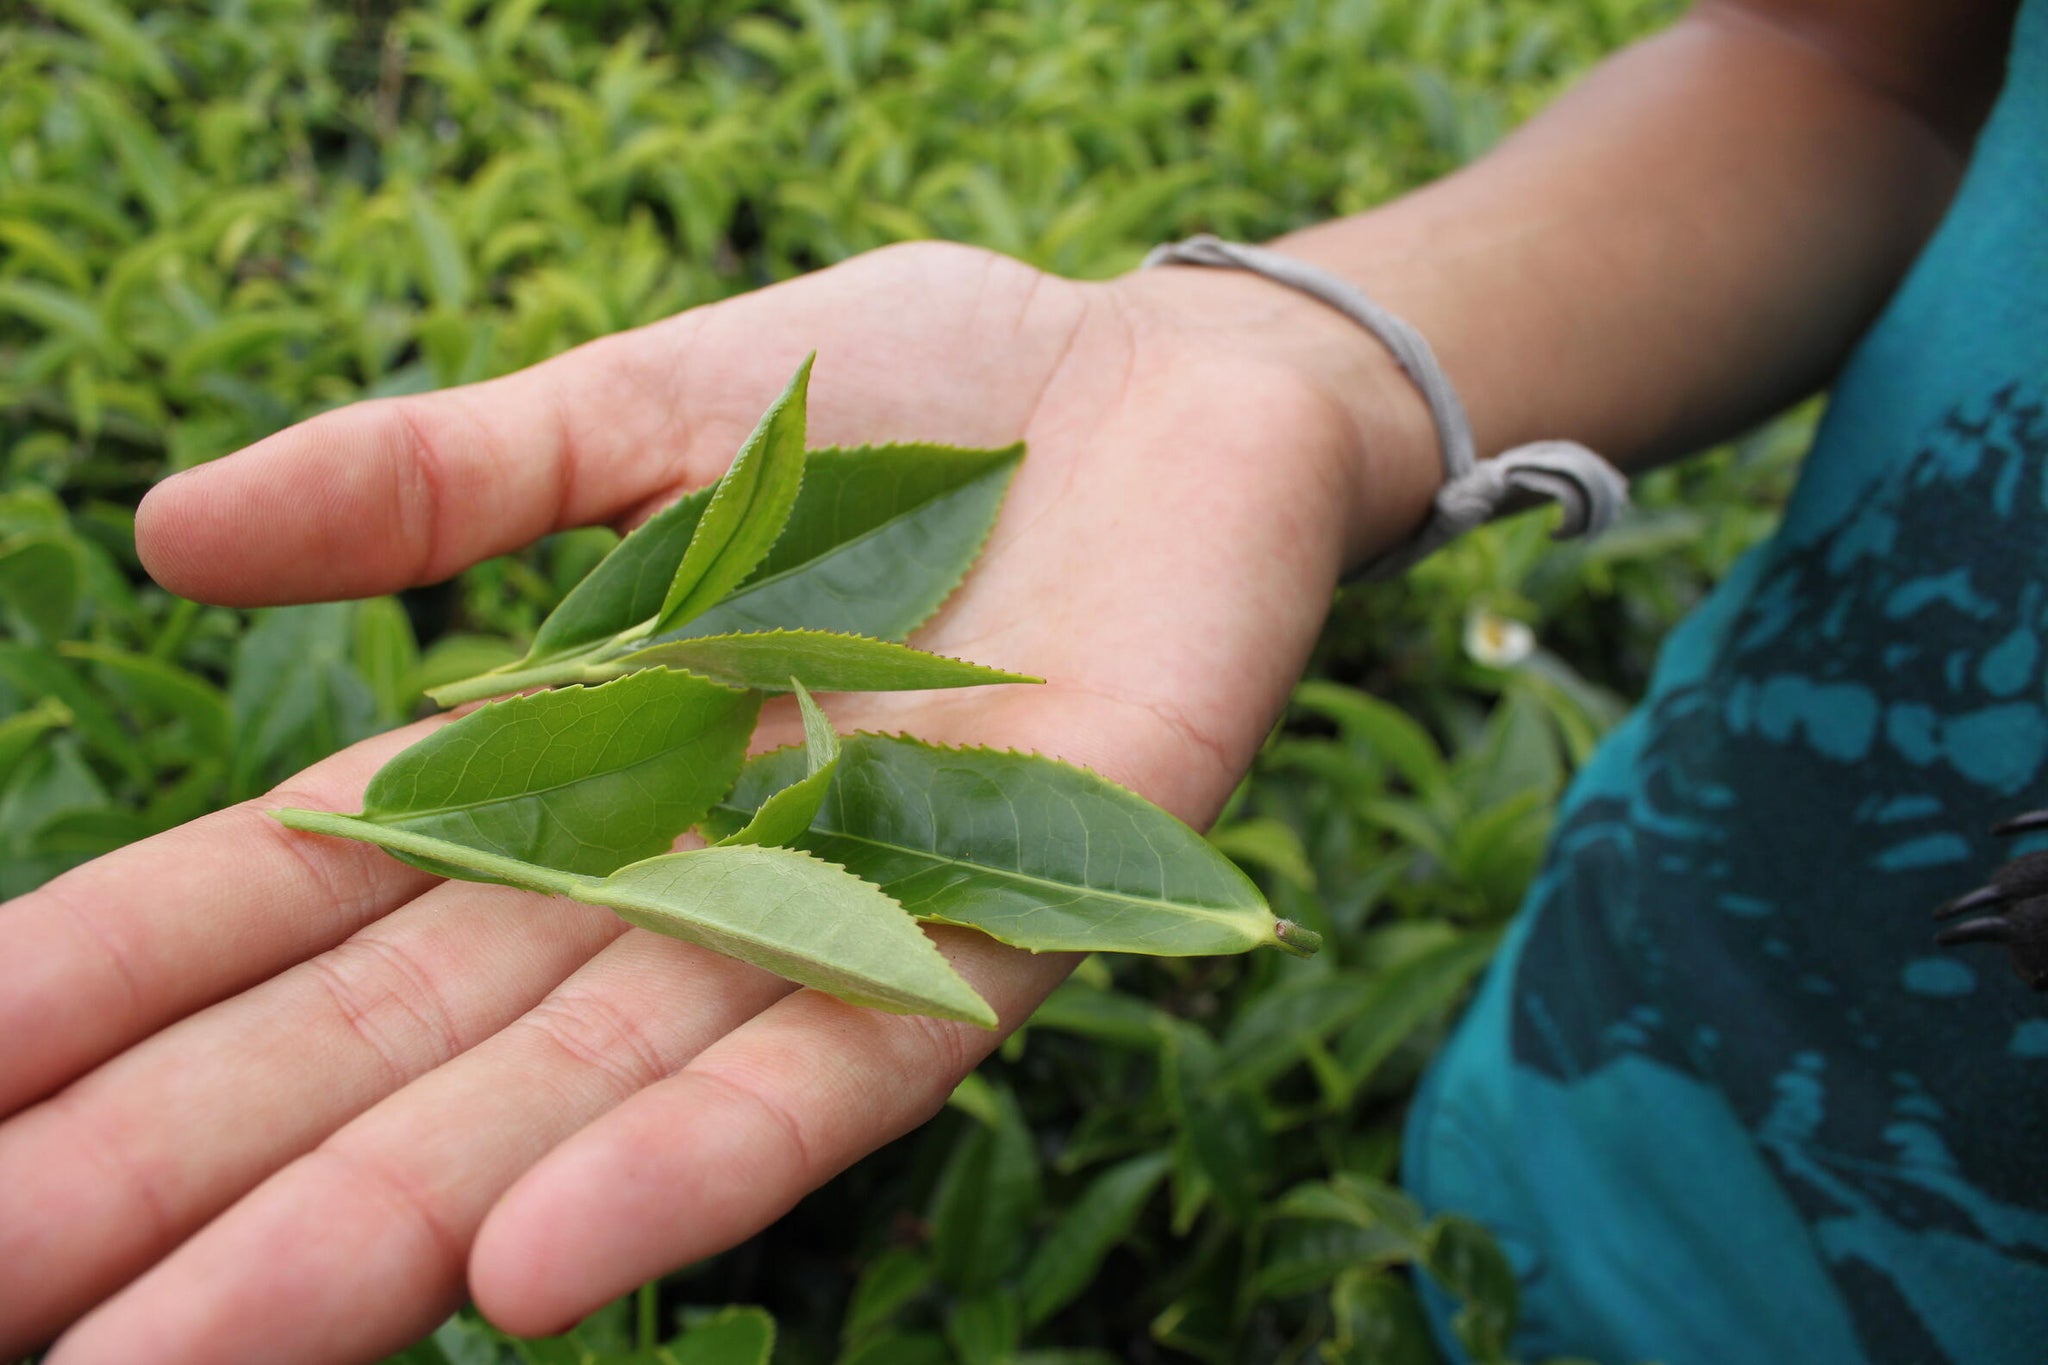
0, 240, 1430, 1362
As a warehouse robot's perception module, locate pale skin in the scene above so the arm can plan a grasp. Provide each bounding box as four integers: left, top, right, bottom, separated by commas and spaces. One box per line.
0, 1, 2014, 1359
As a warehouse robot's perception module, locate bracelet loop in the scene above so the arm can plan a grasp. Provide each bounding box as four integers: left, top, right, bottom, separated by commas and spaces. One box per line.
1142, 233, 1629, 581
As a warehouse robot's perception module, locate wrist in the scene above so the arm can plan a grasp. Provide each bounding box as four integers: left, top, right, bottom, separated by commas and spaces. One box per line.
1104, 255, 1441, 570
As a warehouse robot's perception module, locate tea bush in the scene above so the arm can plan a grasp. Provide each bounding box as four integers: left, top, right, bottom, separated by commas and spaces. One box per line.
2, 1, 1804, 1361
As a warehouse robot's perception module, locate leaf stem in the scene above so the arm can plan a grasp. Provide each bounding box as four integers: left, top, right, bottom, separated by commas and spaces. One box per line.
273, 809, 602, 899
636, 1280, 658, 1351
425, 656, 606, 707
1273, 920, 1323, 958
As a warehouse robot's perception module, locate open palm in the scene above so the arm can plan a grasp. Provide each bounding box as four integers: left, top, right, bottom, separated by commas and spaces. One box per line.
0, 241, 1409, 1362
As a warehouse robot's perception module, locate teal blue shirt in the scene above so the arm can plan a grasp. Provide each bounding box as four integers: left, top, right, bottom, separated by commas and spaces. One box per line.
1406, 3, 2048, 1360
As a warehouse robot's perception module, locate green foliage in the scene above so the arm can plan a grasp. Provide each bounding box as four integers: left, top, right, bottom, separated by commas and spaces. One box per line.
284, 802, 1003, 1024
621, 630, 1039, 694
656, 354, 813, 629
598, 842, 1001, 1027
355, 666, 761, 878
710, 733, 1315, 957
0, 0, 1806, 1361
717, 679, 841, 848
431, 436, 1025, 704
388, 1297, 775, 1364
289, 374, 1307, 1023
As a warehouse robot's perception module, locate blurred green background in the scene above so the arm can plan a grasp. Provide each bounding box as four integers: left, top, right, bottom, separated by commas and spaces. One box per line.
1, 1, 1807, 1361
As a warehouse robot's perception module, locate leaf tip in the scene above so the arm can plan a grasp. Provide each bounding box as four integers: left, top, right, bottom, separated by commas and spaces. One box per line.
940, 988, 1001, 1031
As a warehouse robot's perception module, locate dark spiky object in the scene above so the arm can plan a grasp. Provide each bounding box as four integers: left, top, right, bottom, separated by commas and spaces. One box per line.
1934, 815, 2048, 991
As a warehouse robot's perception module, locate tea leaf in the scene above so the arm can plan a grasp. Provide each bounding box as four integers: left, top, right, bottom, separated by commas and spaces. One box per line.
667, 1305, 776, 1365
431, 435, 1029, 706
0, 534, 80, 642
751, 442, 1023, 581
1028, 979, 1189, 1052
1327, 1270, 1442, 1365
530, 486, 714, 657
359, 668, 759, 879
228, 604, 380, 800
1292, 680, 1452, 804
1253, 1222, 1414, 1301
655, 443, 1022, 644
597, 844, 997, 1027
59, 642, 230, 756
612, 629, 1038, 694
1019, 1151, 1171, 1326
0, 697, 72, 790
1427, 1216, 1520, 1362
0, 643, 146, 785
930, 1079, 1040, 1289
273, 813, 995, 1027
37, 0, 178, 95
837, 1332, 950, 1365
1214, 972, 1381, 1092
842, 1248, 935, 1344
944, 1295, 1020, 1365
705, 734, 1317, 957
1207, 815, 1316, 891
1271, 1174, 1428, 1245
1334, 931, 1499, 1091
351, 596, 423, 723
658, 355, 814, 630
1178, 1086, 1269, 1224
717, 680, 841, 848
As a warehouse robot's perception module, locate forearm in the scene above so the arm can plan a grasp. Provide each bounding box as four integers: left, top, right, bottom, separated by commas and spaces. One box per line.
1131, 5, 1984, 564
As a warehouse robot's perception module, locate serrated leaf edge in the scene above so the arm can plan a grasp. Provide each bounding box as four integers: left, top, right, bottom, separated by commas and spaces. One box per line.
600, 842, 998, 1028
701, 445, 1023, 644
804, 439, 1025, 463
711, 731, 1291, 952
658, 354, 815, 629
618, 628, 1042, 687
372, 667, 752, 824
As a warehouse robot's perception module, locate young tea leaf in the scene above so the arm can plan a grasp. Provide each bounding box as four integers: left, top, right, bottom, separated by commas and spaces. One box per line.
929, 1079, 1041, 1291
593, 843, 996, 1027
0, 534, 80, 642
842, 1249, 935, 1345
356, 668, 759, 879
610, 629, 1038, 694
0, 642, 147, 786
1018, 1150, 1171, 1326
429, 435, 1027, 706
272, 814, 995, 1027
0, 696, 71, 790
667, 1305, 776, 1365
657, 354, 814, 630
718, 679, 841, 848
532, 486, 713, 658
652, 442, 1022, 644
58, 642, 230, 755
705, 734, 1319, 958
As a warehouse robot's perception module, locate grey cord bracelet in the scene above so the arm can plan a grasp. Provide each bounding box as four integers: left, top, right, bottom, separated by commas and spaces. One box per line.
1142, 233, 1629, 582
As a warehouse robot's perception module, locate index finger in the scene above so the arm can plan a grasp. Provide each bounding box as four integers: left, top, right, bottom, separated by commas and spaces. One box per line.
135, 309, 799, 608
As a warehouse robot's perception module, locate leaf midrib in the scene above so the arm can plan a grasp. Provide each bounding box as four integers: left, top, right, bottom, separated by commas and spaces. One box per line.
289, 814, 953, 997
717, 806, 1266, 931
